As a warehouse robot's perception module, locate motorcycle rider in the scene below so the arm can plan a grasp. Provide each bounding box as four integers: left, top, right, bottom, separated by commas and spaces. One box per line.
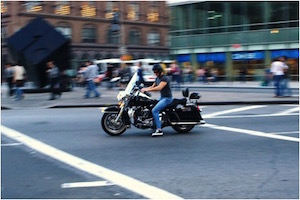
141, 64, 173, 137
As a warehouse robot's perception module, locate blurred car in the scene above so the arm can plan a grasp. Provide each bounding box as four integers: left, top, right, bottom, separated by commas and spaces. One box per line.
130, 65, 156, 86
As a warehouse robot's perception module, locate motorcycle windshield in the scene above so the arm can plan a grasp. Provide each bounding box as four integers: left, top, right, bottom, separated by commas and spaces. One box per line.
124, 72, 138, 95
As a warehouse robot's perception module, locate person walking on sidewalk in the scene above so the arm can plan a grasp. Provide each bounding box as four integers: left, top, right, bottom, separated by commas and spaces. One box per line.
46, 61, 62, 100
270, 57, 287, 97
84, 61, 100, 99
13, 62, 26, 101
4, 62, 15, 97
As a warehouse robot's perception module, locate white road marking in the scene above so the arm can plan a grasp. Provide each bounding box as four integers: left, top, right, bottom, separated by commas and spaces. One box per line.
1, 142, 22, 147
203, 123, 299, 142
61, 181, 114, 188
276, 106, 299, 115
1, 126, 183, 200
203, 105, 266, 118
270, 131, 299, 135
204, 112, 298, 119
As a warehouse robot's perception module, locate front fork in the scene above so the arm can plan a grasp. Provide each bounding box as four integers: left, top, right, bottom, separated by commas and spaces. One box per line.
114, 102, 124, 123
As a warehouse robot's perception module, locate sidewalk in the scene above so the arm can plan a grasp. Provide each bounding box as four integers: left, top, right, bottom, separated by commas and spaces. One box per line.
1, 81, 299, 110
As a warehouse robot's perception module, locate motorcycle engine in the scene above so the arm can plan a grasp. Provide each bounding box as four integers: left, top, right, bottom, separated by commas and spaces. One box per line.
133, 107, 153, 129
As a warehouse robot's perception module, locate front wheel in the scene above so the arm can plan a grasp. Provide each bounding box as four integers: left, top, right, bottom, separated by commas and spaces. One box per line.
172, 124, 195, 133
101, 113, 127, 136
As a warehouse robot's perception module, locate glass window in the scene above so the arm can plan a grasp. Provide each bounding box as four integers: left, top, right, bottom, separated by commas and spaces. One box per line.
269, 2, 290, 28
289, 2, 299, 20
207, 2, 225, 33
127, 2, 139, 21
288, 2, 299, 28
105, 2, 119, 19
24, 1, 42, 12
82, 25, 96, 43
56, 22, 72, 39
148, 2, 159, 22
147, 31, 160, 46
128, 28, 141, 45
182, 5, 192, 29
246, 2, 264, 30
1, 26, 6, 40
55, 1, 70, 15
229, 2, 245, 31
81, 2, 96, 17
1, 2, 8, 14
194, 3, 206, 31
107, 28, 119, 44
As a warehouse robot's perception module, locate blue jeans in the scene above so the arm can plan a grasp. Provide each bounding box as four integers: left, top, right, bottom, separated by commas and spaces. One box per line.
152, 97, 173, 129
282, 78, 292, 96
273, 75, 284, 96
85, 80, 100, 98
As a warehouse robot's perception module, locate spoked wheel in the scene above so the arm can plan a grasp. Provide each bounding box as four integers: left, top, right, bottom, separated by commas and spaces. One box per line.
101, 113, 127, 136
172, 124, 195, 133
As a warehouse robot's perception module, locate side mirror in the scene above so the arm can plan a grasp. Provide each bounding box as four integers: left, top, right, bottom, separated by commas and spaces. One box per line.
182, 88, 189, 97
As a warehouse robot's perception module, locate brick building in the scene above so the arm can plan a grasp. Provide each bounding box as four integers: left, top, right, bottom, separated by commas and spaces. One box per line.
1, 1, 170, 73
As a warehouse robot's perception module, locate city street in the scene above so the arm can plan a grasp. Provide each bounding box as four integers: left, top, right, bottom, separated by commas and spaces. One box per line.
1, 104, 299, 199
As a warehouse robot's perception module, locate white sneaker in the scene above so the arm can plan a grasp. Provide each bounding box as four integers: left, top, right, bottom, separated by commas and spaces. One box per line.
152, 130, 163, 137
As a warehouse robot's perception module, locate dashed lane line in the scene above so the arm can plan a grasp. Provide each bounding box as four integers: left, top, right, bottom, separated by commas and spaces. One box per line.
1, 125, 183, 200
203, 105, 266, 118
203, 123, 299, 142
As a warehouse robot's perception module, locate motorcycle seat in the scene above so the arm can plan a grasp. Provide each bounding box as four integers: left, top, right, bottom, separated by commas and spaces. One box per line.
165, 98, 187, 109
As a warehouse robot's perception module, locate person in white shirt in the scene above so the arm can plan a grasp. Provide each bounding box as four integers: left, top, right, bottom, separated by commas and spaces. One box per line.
270, 57, 288, 97
13, 62, 26, 100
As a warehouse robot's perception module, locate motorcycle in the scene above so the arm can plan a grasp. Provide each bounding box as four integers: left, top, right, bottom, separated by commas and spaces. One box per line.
101, 72, 205, 136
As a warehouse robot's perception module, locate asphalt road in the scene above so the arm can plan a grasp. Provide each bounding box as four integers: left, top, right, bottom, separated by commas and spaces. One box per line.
1, 105, 299, 199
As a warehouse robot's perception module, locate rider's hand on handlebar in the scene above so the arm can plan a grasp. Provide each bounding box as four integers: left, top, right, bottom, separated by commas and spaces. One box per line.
141, 88, 147, 93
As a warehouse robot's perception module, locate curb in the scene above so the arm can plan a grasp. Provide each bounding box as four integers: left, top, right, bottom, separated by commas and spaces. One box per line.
45, 100, 299, 109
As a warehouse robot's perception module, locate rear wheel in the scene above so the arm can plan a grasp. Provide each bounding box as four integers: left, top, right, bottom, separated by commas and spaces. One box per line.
172, 125, 195, 133
101, 113, 127, 136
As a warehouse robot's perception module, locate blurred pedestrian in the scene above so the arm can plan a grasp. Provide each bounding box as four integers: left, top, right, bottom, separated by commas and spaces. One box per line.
46, 61, 62, 100
170, 60, 181, 89
12, 62, 26, 101
239, 66, 247, 82
196, 67, 206, 83
270, 57, 287, 97
136, 61, 145, 86
4, 62, 15, 97
84, 60, 100, 98
280, 56, 292, 97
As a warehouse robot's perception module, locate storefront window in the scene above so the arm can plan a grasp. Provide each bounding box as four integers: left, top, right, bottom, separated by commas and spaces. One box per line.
232, 51, 265, 81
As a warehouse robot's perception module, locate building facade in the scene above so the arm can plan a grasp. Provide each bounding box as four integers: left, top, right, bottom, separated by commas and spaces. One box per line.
1, 1, 170, 73
169, 1, 299, 81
